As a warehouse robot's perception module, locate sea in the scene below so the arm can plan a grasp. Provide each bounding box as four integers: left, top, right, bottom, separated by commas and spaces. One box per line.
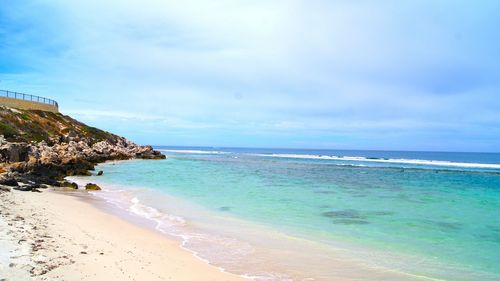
68, 147, 500, 280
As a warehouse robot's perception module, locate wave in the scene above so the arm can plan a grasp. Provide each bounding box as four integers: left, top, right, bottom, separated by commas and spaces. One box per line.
129, 197, 186, 228
159, 149, 229, 155
253, 154, 500, 169
158, 149, 500, 169
81, 185, 259, 280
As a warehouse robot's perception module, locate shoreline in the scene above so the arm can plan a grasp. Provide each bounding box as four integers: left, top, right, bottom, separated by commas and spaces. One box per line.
0, 188, 245, 281
69, 159, 500, 281
3, 164, 497, 280
66, 171, 434, 281
1, 183, 429, 281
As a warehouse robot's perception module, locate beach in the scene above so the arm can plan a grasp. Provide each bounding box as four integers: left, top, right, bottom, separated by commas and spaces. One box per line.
0, 188, 244, 281
71, 149, 500, 281
1, 150, 499, 280
0, 186, 435, 281
2, 1, 498, 279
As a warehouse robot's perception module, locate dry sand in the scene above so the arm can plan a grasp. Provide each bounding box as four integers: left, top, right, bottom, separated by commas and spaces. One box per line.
0, 188, 245, 281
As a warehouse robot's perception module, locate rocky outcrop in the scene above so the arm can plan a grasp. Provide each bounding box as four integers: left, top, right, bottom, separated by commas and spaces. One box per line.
0, 176, 19, 186
61, 181, 78, 189
85, 183, 101, 191
0, 142, 29, 162
0, 106, 166, 188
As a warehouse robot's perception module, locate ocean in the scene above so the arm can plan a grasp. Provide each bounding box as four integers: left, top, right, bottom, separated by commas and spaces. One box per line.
68, 147, 500, 280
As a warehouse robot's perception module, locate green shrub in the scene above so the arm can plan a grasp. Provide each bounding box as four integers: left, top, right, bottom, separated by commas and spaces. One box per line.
0, 122, 18, 138
20, 113, 30, 121
82, 125, 111, 142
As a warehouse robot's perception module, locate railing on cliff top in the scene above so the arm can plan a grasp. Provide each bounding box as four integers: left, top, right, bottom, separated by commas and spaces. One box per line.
0, 89, 58, 109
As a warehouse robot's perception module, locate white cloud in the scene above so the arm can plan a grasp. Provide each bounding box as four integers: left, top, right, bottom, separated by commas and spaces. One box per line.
2, 0, 500, 150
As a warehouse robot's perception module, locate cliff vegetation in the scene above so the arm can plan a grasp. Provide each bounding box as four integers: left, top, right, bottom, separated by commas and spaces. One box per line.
0, 106, 165, 190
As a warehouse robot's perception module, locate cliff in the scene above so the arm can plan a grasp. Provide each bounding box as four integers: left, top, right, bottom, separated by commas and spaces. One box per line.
0, 106, 165, 189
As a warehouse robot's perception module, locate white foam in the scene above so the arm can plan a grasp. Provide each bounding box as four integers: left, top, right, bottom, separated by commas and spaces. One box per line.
253, 153, 500, 169
159, 149, 228, 155
241, 273, 293, 281
110, 194, 257, 279
157, 150, 500, 169
129, 197, 186, 227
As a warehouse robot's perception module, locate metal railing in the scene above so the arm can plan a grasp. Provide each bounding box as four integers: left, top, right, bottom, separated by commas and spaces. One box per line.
0, 89, 58, 108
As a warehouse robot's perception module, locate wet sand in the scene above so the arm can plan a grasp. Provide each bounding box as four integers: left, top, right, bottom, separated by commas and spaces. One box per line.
0, 188, 244, 281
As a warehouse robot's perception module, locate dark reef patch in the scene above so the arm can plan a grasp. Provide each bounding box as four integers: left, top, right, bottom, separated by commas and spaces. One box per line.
314, 190, 336, 194
434, 221, 462, 231
322, 209, 366, 219
332, 219, 370, 225
322, 209, 395, 225
368, 211, 395, 216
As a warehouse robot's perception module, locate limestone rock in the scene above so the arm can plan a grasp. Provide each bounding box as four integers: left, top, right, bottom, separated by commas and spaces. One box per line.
85, 183, 101, 191
0, 142, 30, 162
0, 106, 165, 187
0, 176, 19, 186
61, 181, 78, 189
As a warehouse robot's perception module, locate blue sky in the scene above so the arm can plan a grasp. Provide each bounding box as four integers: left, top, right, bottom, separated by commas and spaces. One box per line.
1, 1, 500, 152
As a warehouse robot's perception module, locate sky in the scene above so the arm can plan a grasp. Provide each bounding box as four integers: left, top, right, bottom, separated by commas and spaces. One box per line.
1, 0, 500, 152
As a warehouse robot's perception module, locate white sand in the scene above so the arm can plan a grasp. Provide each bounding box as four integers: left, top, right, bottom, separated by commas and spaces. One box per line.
0, 188, 244, 281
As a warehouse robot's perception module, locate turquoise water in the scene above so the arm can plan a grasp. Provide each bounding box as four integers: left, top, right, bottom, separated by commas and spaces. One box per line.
76, 148, 500, 280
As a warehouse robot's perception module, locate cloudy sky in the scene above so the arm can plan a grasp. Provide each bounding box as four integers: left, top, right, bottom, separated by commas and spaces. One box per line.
1, 0, 500, 151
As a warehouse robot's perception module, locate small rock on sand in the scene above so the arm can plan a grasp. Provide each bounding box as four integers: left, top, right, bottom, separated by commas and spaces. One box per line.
85, 183, 101, 191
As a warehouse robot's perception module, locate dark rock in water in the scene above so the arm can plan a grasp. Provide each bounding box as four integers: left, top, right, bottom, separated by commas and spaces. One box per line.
85, 183, 101, 191
218, 206, 232, 211
0, 177, 19, 187
332, 219, 370, 225
61, 181, 78, 189
322, 209, 366, 219
97, 170, 103, 176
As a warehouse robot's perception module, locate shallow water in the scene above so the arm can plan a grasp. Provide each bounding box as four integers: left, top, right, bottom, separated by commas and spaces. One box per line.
70, 148, 500, 280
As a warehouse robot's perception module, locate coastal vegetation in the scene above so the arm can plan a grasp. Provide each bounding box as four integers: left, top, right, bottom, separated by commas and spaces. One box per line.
0, 106, 118, 144
0, 106, 165, 192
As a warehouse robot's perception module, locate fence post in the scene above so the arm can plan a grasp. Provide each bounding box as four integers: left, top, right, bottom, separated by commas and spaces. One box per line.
1, 90, 58, 109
